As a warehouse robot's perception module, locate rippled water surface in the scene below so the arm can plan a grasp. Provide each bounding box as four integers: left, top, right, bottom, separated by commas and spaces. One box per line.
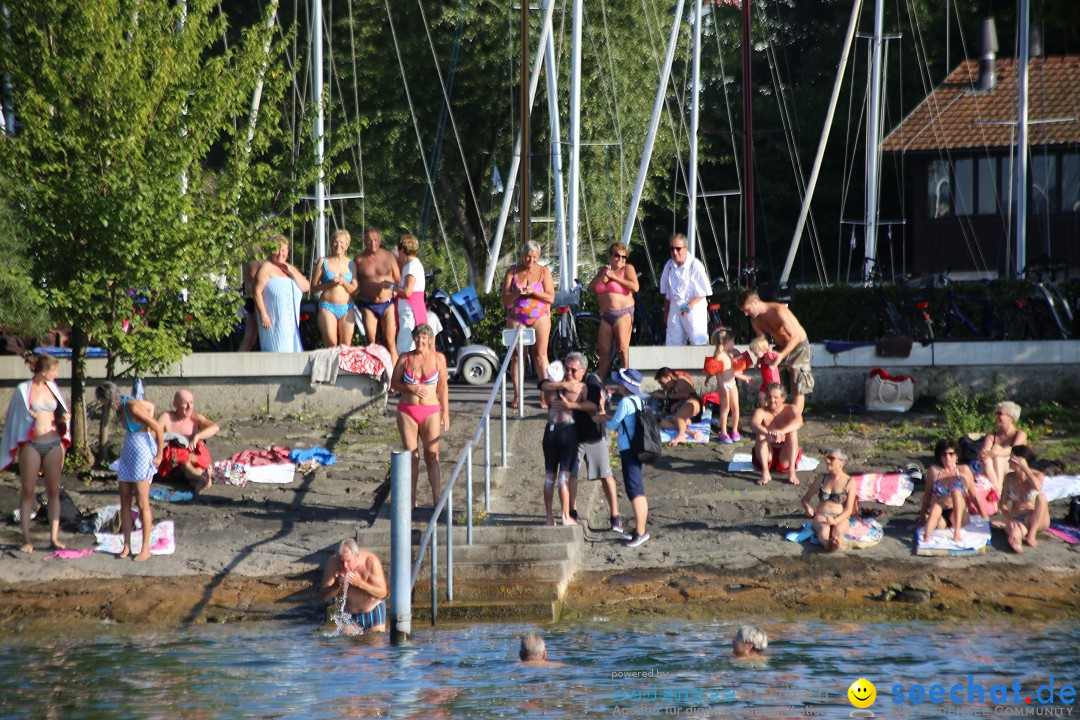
1, 619, 1077, 719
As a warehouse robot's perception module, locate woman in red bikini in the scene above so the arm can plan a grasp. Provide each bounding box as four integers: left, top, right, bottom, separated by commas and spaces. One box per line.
588, 241, 640, 383
390, 324, 450, 508
500, 241, 555, 409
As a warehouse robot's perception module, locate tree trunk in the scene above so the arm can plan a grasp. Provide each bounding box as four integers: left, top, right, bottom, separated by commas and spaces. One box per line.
69, 323, 90, 469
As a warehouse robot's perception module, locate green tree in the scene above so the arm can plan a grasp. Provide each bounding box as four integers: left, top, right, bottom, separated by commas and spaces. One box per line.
0, 180, 49, 343
0, 0, 332, 460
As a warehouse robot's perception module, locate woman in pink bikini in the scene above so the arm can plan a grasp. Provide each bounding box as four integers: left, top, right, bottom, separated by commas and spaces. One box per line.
500, 241, 555, 409
588, 241, 640, 382
390, 324, 450, 508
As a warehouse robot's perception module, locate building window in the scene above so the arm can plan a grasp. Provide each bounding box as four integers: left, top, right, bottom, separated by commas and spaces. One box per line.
977, 156, 998, 214
955, 158, 974, 216
928, 159, 951, 218
1031, 154, 1058, 215
1062, 154, 1079, 213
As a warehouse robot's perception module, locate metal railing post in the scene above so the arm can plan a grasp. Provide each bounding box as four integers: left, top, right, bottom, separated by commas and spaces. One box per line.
446, 487, 454, 601
466, 444, 474, 545
430, 516, 437, 626
483, 415, 491, 513
517, 333, 524, 418
389, 451, 412, 644
501, 374, 508, 467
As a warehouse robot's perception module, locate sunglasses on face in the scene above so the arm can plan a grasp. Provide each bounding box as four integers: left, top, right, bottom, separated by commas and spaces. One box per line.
669, 246, 686, 253
611, 253, 627, 260
943, 450, 957, 456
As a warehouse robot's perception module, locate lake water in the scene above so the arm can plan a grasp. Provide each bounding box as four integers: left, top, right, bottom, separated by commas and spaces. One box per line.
1, 619, 1077, 719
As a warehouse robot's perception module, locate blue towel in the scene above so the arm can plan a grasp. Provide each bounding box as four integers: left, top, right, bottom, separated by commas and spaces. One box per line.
289, 446, 337, 466
257, 276, 303, 352
821, 340, 875, 354
149, 487, 193, 502
785, 523, 815, 543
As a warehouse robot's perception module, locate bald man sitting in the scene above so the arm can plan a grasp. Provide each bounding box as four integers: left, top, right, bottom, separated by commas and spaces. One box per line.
156, 390, 220, 493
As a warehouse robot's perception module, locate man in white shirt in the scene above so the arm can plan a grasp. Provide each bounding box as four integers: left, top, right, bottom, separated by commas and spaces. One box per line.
659, 234, 711, 345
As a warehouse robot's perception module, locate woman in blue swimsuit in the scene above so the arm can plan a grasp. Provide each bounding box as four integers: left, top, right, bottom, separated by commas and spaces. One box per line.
308, 229, 359, 347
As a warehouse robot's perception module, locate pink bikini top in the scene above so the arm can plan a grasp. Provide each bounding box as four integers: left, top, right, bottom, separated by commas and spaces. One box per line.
593, 271, 631, 295
403, 357, 439, 386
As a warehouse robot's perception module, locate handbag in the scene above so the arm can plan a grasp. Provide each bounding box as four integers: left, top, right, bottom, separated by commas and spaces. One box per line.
865, 368, 915, 412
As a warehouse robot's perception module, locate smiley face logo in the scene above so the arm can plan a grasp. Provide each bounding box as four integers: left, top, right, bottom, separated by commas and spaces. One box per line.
847, 678, 877, 708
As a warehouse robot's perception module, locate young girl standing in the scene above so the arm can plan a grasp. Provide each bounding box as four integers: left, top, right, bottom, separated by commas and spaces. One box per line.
704, 329, 750, 444
749, 337, 781, 408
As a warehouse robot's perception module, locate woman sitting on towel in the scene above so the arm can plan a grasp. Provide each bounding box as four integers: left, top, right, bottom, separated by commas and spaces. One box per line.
800, 449, 856, 552
1001, 445, 1050, 553
1, 353, 72, 553
978, 401, 1027, 492
390, 324, 449, 508
920, 439, 990, 544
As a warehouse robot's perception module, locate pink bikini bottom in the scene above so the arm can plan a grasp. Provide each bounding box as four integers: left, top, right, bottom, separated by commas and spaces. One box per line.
398, 403, 441, 424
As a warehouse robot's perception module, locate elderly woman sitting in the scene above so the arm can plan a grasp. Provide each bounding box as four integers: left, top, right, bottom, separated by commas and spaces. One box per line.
1001, 445, 1050, 553
978, 401, 1027, 492
800, 449, 856, 552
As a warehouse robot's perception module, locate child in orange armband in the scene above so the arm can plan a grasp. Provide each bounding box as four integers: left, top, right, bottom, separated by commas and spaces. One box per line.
749, 337, 781, 408
705, 329, 751, 443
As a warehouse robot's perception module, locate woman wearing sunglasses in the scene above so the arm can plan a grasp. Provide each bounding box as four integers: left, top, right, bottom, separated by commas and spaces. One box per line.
920, 439, 990, 544
588, 242, 640, 381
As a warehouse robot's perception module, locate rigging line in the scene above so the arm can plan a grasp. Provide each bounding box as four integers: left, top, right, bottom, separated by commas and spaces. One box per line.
905, 0, 988, 274
383, 0, 461, 288
757, 0, 826, 284
345, 0, 366, 226
708, 5, 743, 275
415, 0, 489, 248
838, 41, 867, 280
594, 0, 629, 214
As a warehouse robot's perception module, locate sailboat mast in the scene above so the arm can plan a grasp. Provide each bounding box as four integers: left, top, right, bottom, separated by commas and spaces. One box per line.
1014, 0, 1030, 277
742, 0, 755, 280
863, 0, 884, 281
313, 0, 326, 260
520, 0, 531, 261
688, 0, 702, 256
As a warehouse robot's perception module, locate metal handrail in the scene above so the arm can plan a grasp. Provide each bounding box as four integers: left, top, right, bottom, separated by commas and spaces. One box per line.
408, 325, 525, 622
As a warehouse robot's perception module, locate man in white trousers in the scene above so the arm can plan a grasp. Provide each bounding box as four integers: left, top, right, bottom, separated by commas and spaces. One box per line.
659, 233, 710, 346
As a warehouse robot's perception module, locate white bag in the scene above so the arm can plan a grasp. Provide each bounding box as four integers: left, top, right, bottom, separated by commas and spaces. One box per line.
865, 371, 914, 412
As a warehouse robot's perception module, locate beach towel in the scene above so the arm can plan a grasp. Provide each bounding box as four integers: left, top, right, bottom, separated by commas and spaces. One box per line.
784, 517, 883, 549
95, 520, 175, 555
230, 446, 292, 466
968, 474, 999, 516
915, 517, 991, 556
310, 347, 341, 385
1043, 475, 1080, 503
660, 421, 711, 445
45, 548, 95, 560
243, 463, 296, 484
1046, 522, 1080, 545
1, 379, 72, 472
338, 344, 393, 382
729, 453, 819, 473
257, 276, 303, 352
289, 446, 336, 466
211, 461, 248, 487
852, 472, 915, 507
149, 487, 193, 503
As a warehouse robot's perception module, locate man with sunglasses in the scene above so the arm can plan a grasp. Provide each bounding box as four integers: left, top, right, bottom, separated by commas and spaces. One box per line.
659, 234, 710, 346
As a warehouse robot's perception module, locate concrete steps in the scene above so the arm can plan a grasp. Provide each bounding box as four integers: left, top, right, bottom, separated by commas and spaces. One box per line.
358, 522, 582, 622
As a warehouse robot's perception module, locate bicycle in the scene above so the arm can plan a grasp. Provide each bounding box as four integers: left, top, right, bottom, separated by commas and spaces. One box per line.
1019, 262, 1075, 340
931, 271, 1036, 341
846, 271, 935, 343
550, 280, 601, 369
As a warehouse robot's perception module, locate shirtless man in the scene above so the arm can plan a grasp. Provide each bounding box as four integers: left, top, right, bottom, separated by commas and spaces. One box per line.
738, 289, 814, 413
319, 538, 388, 634
353, 227, 401, 365
750, 383, 804, 486
156, 390, 220, 493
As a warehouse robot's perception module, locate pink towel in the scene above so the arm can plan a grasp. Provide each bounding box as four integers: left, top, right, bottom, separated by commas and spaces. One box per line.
1047, 522, 1080, 545
338, 344, 392, 379
853, 473, 915, 507
45, 548, 94, 560
230, 446, 292, 467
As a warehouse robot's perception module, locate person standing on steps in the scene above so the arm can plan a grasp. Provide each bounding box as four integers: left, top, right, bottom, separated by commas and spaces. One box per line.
354, 226, 401, 365
659, 234, 710, 346
607, 369, 649, 548
501, 241, 555, 409
541, 351, 624, 534
738, 289, 814, 414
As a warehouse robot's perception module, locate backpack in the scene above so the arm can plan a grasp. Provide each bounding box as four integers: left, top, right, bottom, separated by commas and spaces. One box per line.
622, 396, 662, 464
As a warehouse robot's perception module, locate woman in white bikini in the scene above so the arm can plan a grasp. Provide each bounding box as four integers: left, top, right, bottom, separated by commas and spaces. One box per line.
978, 401, 1027, 492
1, 353, 71, 553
